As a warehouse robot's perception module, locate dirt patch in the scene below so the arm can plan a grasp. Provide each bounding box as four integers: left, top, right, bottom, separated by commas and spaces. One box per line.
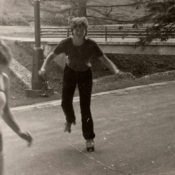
6, 40, 34, 71
107, 54, 175, 77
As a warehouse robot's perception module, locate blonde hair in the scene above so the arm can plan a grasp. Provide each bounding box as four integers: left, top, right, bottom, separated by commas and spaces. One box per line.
70, 17, 88, 31
0, 40, 12, 65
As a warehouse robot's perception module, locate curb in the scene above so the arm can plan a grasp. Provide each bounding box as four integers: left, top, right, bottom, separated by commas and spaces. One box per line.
11, 80, 175, 112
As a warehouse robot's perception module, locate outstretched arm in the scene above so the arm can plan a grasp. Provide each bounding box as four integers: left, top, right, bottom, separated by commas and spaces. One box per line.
98, 54, 120, 74
40, 52, 56, 72
39, 52, 56, 79
2, 74, 32, 146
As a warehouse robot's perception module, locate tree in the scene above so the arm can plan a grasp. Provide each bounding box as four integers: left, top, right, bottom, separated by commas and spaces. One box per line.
77, 0, 87, 17
29, 0, 147, 25
64, 0, 145, 24
134, 0, 175, 45
31, 0, 145, 24
64, 0, 88, 17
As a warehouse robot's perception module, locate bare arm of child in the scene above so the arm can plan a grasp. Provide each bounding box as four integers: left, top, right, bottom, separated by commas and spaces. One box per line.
2, 73, 32, 146
98, 54, 120, 74
39, 52, 56, 77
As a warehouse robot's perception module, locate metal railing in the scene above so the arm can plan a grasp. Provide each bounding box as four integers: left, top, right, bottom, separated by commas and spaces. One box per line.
41, 25, 175, 41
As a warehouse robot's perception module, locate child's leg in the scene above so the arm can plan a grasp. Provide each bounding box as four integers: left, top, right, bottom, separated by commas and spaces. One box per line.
61, 65, 77, 124
77, 68, 95, 140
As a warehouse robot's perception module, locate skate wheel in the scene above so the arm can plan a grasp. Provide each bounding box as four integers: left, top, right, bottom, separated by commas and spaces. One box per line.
87, 146, 94, 152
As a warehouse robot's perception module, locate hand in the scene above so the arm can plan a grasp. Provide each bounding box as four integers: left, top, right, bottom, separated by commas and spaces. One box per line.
114, 71, 135, 79
38, 69, 46, 79
114, 70, 121, 75
19, 131, 33, 147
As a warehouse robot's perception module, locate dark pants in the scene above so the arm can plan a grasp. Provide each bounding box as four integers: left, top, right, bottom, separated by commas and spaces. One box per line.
61, 65, 95, 140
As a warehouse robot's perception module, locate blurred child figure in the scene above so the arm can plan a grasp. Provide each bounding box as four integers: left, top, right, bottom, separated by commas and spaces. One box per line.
0, 40, 32, 174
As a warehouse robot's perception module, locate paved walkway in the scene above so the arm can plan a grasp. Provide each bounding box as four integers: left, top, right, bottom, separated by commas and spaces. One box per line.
1, 81, 175, 175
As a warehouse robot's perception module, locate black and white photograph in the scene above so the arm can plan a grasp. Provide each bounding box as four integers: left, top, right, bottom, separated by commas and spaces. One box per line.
0, 0, 175, 174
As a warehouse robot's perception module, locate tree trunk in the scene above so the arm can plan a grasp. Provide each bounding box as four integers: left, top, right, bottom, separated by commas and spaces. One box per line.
68, 0, 87, 17
77, 0, 87, 17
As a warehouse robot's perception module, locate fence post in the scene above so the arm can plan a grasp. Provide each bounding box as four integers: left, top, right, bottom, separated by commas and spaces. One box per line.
26, 0, 50, 97
105, 26, 107, 41
67, 27, 70, 37
32, 0, 43, 90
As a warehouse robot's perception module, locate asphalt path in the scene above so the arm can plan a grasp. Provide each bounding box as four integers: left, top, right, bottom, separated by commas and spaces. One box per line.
1, 81, 175, 175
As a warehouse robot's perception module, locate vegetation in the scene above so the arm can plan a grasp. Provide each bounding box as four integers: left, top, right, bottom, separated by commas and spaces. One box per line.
1, 0, 175, 107
134, 0, 175, 44
1, 0, 174, 40
0, 0, 145, 25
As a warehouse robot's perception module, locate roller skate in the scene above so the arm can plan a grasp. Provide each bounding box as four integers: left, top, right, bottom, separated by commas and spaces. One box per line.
64, 121, 75, 133
86, 139, 95, 152
64, 122, 72, 133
